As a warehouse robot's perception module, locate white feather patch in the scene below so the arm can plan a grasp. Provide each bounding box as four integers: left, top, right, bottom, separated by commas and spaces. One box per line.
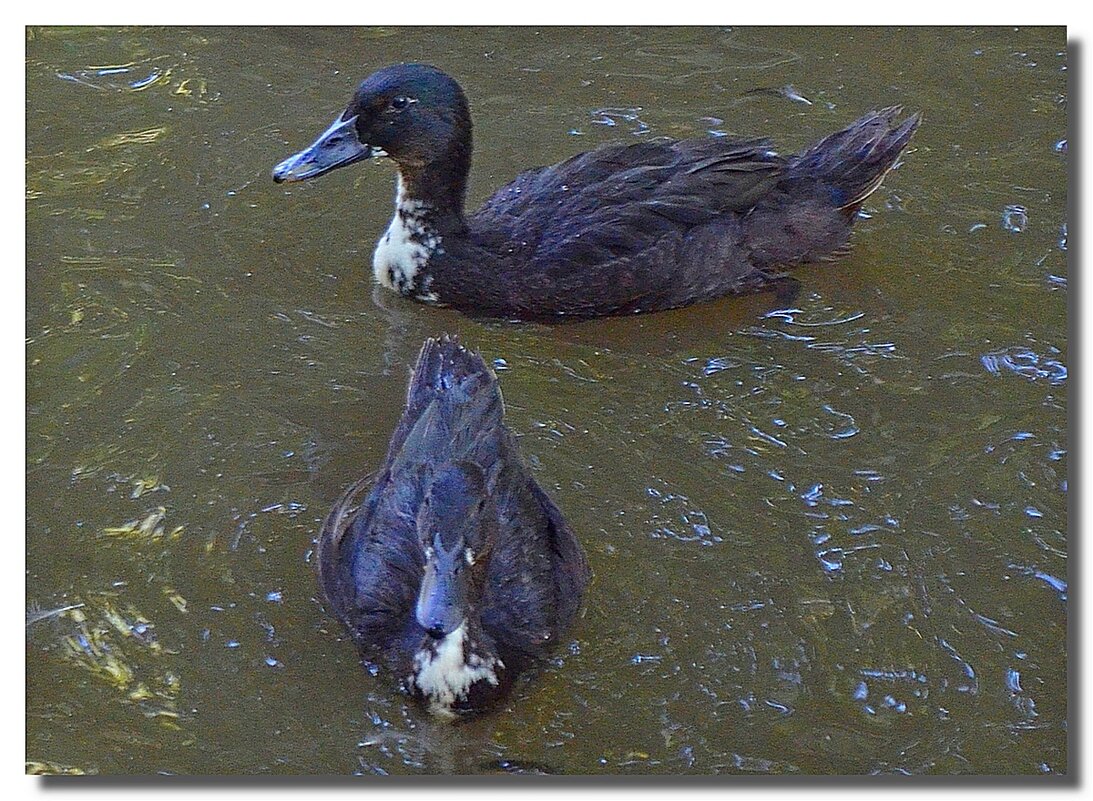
408, 622, 503, 719
373, 175, 442, 301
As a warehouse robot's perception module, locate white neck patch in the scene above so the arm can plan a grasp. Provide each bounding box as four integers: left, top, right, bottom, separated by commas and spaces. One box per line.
408, 621, 503, 719
373, 175, 442, 303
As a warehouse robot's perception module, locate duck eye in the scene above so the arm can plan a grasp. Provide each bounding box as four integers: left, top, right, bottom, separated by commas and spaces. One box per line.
390, 96, 411, 111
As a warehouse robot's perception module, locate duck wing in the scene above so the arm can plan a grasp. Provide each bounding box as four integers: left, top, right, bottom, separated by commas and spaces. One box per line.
480, 459, 591, 656
471, 135, 785, 269
316, 468, 421, 649
526, 479, 591, 632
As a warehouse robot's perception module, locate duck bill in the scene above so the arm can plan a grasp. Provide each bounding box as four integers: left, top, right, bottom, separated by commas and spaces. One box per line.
415, 539, 469, 638
272, 114, 372, 183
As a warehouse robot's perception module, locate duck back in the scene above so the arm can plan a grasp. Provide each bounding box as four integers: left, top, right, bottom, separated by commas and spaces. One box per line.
433, 109, 918, 318
316, 336, 590, 687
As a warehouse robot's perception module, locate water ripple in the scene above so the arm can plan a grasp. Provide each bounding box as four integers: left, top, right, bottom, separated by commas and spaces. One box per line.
1009, 563, 1067, 601
762, 307, 866, 327
980, 347, 1067, 385
820, 404, 860, 440
1002, 204, 1029, 233
645, 485, 722, 546
590, 107, 651, 135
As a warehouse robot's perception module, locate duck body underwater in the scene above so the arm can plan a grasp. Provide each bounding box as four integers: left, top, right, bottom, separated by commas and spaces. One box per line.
275, 63, 920, 321
316, 336, 590, 718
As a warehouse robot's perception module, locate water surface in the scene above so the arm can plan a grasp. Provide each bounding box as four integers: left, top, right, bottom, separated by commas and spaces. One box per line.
26, 26, 1067, 775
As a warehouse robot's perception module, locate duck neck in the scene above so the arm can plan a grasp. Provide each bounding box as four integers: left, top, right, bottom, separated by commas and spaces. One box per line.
398, 148, 471, 233
371, 166, 468, 301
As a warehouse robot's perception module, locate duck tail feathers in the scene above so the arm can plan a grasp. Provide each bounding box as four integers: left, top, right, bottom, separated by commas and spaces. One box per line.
789, 106, 921, 213
405, 334, 503, 419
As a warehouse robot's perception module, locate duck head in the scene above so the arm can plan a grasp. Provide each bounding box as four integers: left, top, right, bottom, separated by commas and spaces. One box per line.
273, 64, 472, 207
407, 461, 507, 718
414, 461, 493, 636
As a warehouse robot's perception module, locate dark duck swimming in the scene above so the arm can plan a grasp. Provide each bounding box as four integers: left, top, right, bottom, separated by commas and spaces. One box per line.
316, 335, 590, 718
274, 63, 920, 320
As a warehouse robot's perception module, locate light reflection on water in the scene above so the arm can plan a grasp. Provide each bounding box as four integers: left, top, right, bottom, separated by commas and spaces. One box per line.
26, 26, 1066, 775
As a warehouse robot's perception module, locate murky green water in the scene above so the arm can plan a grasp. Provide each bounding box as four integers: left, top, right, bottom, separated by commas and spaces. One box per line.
26, 26, 1067, 775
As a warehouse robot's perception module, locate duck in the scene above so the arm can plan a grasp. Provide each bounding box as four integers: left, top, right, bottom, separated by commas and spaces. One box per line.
274, 63, 920, 320
316, 335, 590, 718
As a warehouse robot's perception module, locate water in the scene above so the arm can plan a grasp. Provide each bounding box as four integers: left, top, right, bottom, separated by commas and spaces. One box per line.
25, 26, 1067, 775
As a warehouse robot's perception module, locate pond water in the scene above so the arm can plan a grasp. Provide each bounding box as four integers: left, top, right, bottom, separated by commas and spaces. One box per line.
26, 26, 1067, 775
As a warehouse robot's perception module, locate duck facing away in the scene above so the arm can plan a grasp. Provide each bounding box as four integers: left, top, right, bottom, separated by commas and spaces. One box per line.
316, 335, 590, 718
274, 63, 920, 320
